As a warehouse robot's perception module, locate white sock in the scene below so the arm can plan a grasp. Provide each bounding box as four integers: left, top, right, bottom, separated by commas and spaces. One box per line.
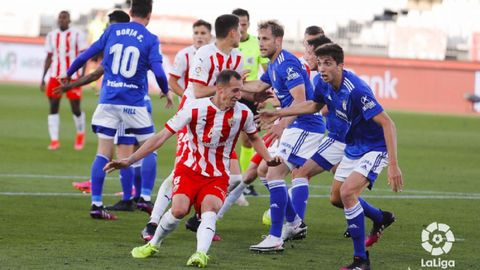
217, 181, 247, 219
73, 112, 85, 133
149, 171, 173, 224
48, 114, 60, 141
149, 209, 180, 246
196, 211, 216, 253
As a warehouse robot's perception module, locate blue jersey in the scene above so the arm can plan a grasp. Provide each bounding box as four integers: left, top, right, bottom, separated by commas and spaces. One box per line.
260, 50, 325, 133
313, 78, 350, 143
91, 22, 163, 106
341, 70, 386, 158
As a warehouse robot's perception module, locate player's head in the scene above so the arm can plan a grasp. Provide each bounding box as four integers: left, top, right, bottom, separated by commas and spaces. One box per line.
304, 35, 332, 70
108, 10, 130, 24
315, 43, 344, 84
304, 25, 324, 43
192, 19, 212, 49
215, 14, 241, 48
130, 0, 153, 24
257, 20, 284, 59
232, 8, 250, 41
216, 70, 243, 108
57, 11, 71, 31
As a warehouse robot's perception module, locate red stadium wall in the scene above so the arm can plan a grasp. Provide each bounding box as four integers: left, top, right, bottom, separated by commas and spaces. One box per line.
1, 35, 479, 115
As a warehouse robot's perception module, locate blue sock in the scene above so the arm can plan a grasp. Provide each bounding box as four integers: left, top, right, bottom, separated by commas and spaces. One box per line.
120, 167, 134, 201
345, 202, 366, 259
140, 152, 157, 198
133, 166, 142, 200
268, 180, 287, 238
291, 178, 309, 220
358, 197, 383, 223
285, 189, 297, 223
91, 154, 109, 204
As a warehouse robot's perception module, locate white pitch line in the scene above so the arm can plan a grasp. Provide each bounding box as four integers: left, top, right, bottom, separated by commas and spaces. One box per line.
0, 192, 479, 200
1, 173, 480, 198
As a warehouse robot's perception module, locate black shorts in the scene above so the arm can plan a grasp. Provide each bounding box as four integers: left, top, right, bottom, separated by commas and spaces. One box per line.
238, 98, 258, 115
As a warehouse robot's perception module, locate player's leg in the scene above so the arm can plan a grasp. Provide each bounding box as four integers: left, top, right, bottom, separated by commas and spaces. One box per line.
238, 98, 258, 197
106, 143, 137, 211
45, 78, 62, 150
66, 85, 85, 150
339, 171, 371, 270
230, 156, 248, 206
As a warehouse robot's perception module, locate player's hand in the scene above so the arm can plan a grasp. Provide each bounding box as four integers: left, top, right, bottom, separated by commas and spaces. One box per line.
266, 156, 282, 167
103, 158, 131, 173
160, 91, 174, 109
40, 81, 45, 92
387, 164, 403, 192
253, 88, 274, 103
241, 69, 251, 81
255, 109, 279, 130
53, 85, 70, 95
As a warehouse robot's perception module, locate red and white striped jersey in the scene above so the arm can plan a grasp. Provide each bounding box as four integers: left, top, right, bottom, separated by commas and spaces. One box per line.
169, 45, 198, 91
45, 27, 87, 79
183, 43, 243, 100
165, 98, 256, 177
299, 56, 318, 85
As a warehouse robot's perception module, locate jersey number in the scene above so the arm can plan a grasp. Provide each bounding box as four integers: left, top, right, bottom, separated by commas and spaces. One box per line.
109, 44, 140, 78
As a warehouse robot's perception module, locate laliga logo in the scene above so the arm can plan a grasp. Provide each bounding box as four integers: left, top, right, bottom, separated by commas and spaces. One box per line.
421, 222, 455, 256
420, 222, 455, 269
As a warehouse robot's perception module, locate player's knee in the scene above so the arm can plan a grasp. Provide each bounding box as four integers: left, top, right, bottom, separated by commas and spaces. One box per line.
329, 194, 343, 208
243, 167, 257, 184
170, 206, 189, 219
339, 183, 355, 203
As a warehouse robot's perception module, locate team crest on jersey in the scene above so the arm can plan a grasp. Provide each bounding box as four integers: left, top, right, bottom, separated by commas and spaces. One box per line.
286, 67, 300, 81
360, 95, 376, 111
172, 176, 181, 193
194, 66, 202, 76
228, 117, 235, 127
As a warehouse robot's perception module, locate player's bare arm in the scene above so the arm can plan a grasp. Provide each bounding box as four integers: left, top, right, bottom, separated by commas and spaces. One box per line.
193, 82, 217, 98
247, 132, 282, 167
256, 100, 322, 129
54, 66, 104, 95
104, 128, 175, 173
168, 75, 185, 97
40, 53, 53, 92
373, 111, 403, 192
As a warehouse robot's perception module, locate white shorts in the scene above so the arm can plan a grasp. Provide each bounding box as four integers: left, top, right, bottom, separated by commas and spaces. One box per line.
334, 151, 388, 188
310, 136, 346, 171
275, 127, 324, 170
92, 104, 154, 142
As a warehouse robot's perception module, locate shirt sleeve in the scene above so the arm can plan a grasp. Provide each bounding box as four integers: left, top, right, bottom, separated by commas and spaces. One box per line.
165, 105, 192, 133
149, 36, 164, 65
260, 70, 271, 85
45, 32, 54, 54
189, 50, 211, 85
312, 81, 326, 105
169, 50, 187, 78
242, 109, 257, 135
351, 86, 384, 121
278, 60, 306, 91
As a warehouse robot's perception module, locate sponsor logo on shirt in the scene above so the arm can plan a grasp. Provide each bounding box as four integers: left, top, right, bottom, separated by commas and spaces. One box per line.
361, 96, 376, 111
286, 66, 300, 81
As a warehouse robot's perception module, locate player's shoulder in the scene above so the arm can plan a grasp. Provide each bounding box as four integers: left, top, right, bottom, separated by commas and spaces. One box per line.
196, 43, 215, 56
234, 102, 253, 115
177, 45, 196, 55
343, 69, 370, 93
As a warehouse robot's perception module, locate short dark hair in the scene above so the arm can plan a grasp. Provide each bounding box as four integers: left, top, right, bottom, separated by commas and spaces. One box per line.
307, 35, 332, 50
258, 20, 284, 38
215, 14, 239, 39
232, 8, 249, 21
108, 10, 130, 23
193, 19, 212, 32
315, 43, 344, 64
305, 25, 324, 36
130, 0, 152, 18
217, 70, 242, 86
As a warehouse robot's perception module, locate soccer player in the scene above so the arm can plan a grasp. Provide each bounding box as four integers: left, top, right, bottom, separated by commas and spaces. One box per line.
40, 10, 88, 151
232, 9, 270, 198
241, 20, 325, 252
140, 18, 213, 240
104, 70, 281, 267
57, 10, 162, 213
258, 43, 403, 270
65, 0, 172, 219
